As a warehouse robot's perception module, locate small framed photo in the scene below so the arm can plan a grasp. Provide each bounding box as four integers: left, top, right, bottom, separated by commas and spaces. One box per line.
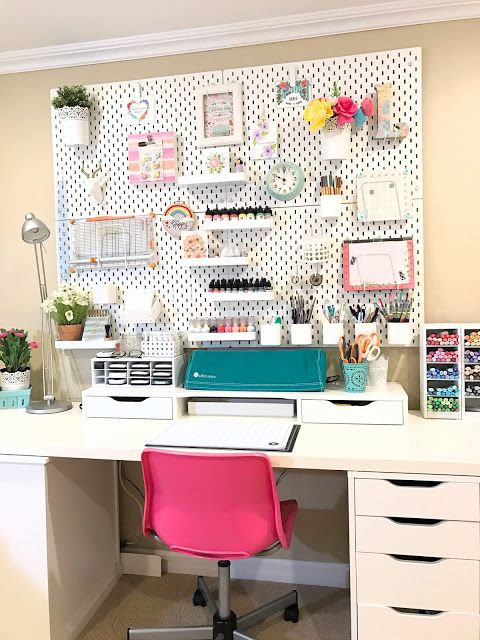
196, 83, 243, 147
181, 230, 209, 260
202, 147, 230, 176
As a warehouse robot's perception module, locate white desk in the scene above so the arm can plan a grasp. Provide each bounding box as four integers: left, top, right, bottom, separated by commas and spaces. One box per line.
1, 405, 480, 640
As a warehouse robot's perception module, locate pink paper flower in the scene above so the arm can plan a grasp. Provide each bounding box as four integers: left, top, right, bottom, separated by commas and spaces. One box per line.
29, 341, 39, 349
14, 332, 26, 337
0, 332, 7, 338
333, 96, 358, 126
361, 97, 374, 117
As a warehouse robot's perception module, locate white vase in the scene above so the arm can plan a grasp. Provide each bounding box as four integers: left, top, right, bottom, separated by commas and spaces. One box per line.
59, 106, 90, 146
320, 124, 351, 160
0, 368, 31, 391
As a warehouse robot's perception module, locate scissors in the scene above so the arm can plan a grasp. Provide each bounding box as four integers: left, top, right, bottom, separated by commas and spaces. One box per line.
355, 333, 381, 362
338, 336, 351, 363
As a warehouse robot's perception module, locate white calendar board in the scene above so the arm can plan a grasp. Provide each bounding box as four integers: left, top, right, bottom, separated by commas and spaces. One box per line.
52, 47, 423, 346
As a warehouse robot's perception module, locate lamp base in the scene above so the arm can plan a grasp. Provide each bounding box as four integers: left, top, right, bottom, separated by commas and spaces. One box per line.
26, 399, 73, 414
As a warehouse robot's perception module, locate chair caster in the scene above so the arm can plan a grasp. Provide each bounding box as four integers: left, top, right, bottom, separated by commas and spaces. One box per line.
284, 602, 299, 623
193, 588, 207, 607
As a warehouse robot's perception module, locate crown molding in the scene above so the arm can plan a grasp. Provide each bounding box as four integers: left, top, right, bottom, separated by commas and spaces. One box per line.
1, 0, 479, 74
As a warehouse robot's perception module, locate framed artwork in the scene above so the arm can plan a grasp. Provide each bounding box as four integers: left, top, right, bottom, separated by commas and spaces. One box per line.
275, 78, 310, 107
250, 116, 278, 160
343, 238, 415, 291
195, 83, 243, 147
128, 132, 176, 184
181, 230, 209, 260
124, 95, 156, 125
202, 147, 230, 176
356, 172, 413, 222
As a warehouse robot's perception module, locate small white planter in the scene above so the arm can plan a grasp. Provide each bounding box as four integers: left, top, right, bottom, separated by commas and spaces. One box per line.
388, 322, 413, 346
260, 324, 282, 346
291, 324, 313, 346
323, 323, 344, 345
319, 194, 342, 219
0, 368, 30, 391
354, 322, 378, 338
59, 106, 90, 146
321, 124, 351, 161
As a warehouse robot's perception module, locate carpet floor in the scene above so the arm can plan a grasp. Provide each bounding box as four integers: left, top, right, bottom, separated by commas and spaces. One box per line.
78, 574, 350, 640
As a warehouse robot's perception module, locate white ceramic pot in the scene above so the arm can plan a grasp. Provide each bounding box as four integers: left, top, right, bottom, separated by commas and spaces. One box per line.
0, 368, 30, 391
320, 124, 351, 160
59, 106, 90, 146
260, 324, 282, 346
291, 324, 313, 346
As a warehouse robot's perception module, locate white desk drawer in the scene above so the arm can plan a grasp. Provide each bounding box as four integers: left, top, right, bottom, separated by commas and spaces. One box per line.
355, 478, 480, 521
358, 605, 480, 640
301, 399, 403, 424
356, 552, 480, 613
82, 396, 173, 420
356, 516, 480, 560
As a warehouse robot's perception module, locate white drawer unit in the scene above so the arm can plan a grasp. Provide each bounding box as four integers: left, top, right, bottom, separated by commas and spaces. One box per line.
355, 478, 480, 521
358, 605, 480, 640
81, 395, 173, 420
301, 399, 404, 425
356, 516, 480, 560
356, 552, 480, 614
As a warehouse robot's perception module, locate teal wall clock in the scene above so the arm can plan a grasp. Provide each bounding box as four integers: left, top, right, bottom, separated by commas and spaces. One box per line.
265, 161, 305, 202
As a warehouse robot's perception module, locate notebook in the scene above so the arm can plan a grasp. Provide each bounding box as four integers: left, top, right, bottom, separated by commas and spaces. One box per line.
146, 420, 300, 452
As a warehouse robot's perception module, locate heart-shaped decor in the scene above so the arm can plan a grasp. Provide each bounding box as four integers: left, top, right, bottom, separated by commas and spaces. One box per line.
127, 99, 150, 122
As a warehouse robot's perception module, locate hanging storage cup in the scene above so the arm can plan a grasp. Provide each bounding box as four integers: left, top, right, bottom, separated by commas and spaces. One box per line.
321, 123, 351, 161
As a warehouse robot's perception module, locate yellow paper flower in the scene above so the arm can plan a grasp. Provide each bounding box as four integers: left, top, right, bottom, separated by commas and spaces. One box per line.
303, 98, 334, 132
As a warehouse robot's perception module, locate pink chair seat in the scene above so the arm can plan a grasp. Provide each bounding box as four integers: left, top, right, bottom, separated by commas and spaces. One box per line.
141, 450, 298, 561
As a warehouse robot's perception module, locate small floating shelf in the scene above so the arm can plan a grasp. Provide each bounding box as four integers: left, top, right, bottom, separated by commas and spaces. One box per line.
180, 257, 249, 267
177, 172, 248, 187
188, 332, 257, 342
207, 291, 275, 302
55, 340, 119, 350
203, 219, 274, 231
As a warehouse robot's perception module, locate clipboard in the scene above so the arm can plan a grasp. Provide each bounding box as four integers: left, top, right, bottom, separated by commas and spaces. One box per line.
343, 238, 415, 291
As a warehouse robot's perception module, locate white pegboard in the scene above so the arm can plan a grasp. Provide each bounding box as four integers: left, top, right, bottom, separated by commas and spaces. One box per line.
52, 47, 423, 347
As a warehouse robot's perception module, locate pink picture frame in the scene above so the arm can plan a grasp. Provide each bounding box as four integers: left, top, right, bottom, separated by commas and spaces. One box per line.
128, 132, 176, 184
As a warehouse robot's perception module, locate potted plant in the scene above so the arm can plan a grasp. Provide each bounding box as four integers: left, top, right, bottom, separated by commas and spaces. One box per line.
304, 83, 374, 161
0, 329, 38, 391
51, 85, 92, 146
41, 282, 93, 341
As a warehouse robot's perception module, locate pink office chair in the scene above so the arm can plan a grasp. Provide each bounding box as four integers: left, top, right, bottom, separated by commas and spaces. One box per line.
128, 449, 299, 640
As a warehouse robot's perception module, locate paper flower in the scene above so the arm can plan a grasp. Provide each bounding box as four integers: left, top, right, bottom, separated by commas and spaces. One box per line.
361, 97, 374, 117
303, 98, 334, 132
29, 341, 39, 349
333, 96, 358, 126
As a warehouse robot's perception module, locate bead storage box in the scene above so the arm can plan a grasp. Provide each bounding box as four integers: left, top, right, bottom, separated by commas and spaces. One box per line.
463, 327, 480, 414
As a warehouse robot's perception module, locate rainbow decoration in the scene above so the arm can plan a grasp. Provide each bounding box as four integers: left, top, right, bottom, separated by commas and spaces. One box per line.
162, 203, 196, 238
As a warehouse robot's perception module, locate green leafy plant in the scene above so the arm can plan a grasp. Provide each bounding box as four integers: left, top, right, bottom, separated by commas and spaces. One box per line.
41, 282, 92, 326
0, 329, 38, 373
51, 85, 91, 110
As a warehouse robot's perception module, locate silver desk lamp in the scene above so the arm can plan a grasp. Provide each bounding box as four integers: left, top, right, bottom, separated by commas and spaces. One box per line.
21, 213, 72, 414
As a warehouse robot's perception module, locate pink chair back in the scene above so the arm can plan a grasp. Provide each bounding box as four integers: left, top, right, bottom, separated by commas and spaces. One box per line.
141, 449, 291, 560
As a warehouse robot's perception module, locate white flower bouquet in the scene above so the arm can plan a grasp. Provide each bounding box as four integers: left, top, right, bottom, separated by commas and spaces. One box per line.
41, 281, 93, 326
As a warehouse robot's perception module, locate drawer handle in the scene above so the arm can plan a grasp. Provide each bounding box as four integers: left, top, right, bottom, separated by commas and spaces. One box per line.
387, 480, 443, 488
111, 396, 148, 403
391, 607, 444, 617
388, 517, 444, 526
328, 400, 374, 407
389, 554, 444, 564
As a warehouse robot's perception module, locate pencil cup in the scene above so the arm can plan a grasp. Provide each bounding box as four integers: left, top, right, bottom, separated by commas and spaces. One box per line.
367, 355, 389, 388
260, 324, 282, 346
291, 323, 313, 346
320, 126, 351, 161
354, 322, 377, 338
343, 362, 368, 393
322, 323, 344, 345
319, 194, 342, 219
388, 322, 413, 346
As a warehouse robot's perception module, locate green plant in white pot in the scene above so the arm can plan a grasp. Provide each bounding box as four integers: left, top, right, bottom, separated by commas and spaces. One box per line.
0, 329, 39, 391
52, 85, 92, 146
41, 282, 93, 341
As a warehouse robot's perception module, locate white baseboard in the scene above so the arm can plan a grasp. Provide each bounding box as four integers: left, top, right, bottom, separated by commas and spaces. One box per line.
66, 566, 122, 640
121, 550, 349, 588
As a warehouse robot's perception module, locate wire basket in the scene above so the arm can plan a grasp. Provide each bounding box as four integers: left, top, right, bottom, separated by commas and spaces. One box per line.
69, 215, 156, 272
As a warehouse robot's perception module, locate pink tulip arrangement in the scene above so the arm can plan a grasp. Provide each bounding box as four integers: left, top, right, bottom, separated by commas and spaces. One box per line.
0, 328, 38, 373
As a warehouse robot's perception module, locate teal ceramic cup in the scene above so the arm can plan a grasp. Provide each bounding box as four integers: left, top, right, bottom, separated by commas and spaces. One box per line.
342, 362, 368, 392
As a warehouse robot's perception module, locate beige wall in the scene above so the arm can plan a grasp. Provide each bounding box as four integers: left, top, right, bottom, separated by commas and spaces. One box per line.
1, 19, 479, 567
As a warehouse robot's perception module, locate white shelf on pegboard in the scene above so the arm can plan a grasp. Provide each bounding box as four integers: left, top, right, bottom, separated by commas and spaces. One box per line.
207, 291, 275, 302
180, 257, 249, 267
188, 331, 257, 342
177, 172, 248, 187
203, 219, 274, 231
55, 340, 120, 350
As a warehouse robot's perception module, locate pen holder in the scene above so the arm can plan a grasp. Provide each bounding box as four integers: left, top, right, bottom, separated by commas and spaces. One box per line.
342, 362, 368, 393
367, 355, 389, 388
260, 324, 282, 346
354, 322, 377, 338
388, 322, 413, 346
319, 194, 342, 219
322, 323, 344, 345
291, 323, 313, 346
320, 125, 351, 161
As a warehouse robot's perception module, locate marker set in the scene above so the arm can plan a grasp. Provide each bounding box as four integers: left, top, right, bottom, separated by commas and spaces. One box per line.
204, 206, 273, 222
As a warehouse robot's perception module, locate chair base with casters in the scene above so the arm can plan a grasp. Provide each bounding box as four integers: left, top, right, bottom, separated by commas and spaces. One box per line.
127, 559, 299, 640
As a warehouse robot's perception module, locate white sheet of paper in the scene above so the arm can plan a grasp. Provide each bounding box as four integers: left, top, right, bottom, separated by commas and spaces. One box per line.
146, 420, 296, 451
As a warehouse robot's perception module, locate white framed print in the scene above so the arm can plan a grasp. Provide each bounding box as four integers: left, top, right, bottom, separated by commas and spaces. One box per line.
196, 83, 243, 147
201, 147, 230, 176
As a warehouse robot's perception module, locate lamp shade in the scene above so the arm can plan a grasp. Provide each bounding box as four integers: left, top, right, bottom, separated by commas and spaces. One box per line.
22, 213, 50, 244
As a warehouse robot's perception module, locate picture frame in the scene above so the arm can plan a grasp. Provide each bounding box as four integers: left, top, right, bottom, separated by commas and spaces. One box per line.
201, 147, 230, 176
181, 230, 209, 260
195, 83, 243, 147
